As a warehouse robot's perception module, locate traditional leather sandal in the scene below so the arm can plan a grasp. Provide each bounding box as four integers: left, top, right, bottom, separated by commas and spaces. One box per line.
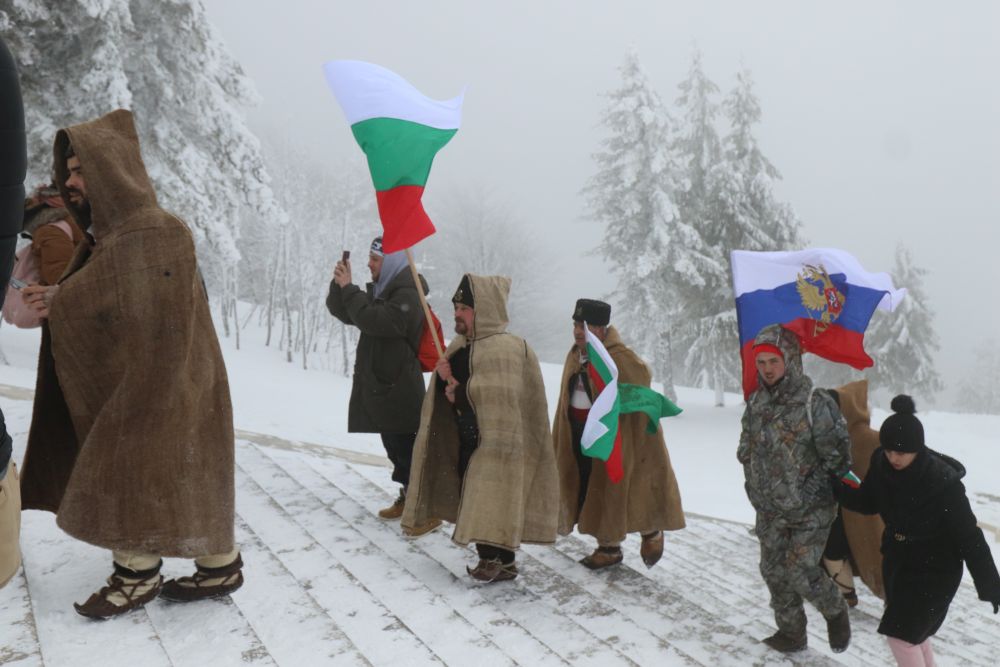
74, 561, 163, 620
160, 553, 244, 602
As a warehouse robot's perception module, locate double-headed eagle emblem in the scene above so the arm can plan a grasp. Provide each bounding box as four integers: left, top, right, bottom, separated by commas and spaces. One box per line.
796, 264, 845, 336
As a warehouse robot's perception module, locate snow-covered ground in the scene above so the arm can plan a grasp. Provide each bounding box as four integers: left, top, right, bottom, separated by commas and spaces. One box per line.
1, 319, 998, 665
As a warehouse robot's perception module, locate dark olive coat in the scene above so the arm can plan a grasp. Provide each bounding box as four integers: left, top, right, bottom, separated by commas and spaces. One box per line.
326, 269, 426, 434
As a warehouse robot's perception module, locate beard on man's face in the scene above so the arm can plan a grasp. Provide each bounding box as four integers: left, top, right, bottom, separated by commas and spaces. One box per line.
454, 319, 468, 335
69, 193, 93, 229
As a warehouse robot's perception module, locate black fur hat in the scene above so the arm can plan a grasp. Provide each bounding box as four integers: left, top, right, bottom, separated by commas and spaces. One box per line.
879, 395, 925, 453
572, 299, 611, 326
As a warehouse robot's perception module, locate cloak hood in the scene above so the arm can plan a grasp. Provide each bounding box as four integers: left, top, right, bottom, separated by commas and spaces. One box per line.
459, 273, 510, 341
53, 109, 158, 238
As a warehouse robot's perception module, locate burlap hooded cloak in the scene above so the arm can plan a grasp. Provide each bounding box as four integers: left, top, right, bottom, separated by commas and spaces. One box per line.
401, 274, 558, 549
552, 326, 685, 543
834, 380, 885, 599
19, 110, 235, 557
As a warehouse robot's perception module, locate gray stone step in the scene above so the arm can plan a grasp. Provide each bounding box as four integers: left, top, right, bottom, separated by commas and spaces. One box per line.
680, 517, 997, 666
304, 448, 642, 667
238, 443, 512, 666
255, 445, 566, 667
18, 511, 172, 666
234, 456, 421, 665
0, 569, 42, 666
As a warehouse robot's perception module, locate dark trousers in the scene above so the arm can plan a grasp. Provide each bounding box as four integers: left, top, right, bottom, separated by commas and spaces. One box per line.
823, 507, 850, 561
380, 433, 416, 487
570, 418, 592, 511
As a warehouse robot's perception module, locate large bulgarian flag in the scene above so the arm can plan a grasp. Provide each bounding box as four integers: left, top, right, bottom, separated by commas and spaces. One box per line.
581, 327, 683, 483
324, 60, 463, 253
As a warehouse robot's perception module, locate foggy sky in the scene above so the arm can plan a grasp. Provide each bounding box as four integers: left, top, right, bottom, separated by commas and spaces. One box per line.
202, 0, 999, 407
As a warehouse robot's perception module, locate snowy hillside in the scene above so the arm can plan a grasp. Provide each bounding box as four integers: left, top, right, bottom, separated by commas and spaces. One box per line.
1, 321, 998, 665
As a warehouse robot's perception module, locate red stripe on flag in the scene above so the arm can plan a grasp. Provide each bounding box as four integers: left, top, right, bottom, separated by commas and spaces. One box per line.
604, 430, 624, 483
375, 185, 437, 252
741, 318, 874, 398
782, 319, 873, 369
586, 359, 624, 483
587, 361, 607, 393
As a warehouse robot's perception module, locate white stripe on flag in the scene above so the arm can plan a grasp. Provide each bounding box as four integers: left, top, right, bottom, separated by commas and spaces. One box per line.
580, 326, 619, 452
323, 60, 464, 129
731, 248, 906, 312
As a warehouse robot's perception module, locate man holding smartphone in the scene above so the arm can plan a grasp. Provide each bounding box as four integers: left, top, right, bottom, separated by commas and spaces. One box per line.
327, 236, 439, 533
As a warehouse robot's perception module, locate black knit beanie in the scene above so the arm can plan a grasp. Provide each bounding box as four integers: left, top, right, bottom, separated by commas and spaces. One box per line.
879, 395, 925, 453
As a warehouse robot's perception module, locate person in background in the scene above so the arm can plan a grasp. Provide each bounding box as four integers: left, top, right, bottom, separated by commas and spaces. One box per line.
21, 183, 84, 284
326, 236, 439, 534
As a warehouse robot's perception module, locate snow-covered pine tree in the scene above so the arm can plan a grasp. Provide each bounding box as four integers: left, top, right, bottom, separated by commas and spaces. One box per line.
864, 244, 942, 400
0, 0, 285, 303
669, 49, 728, 398
586, 48, 716, 397
676, 65, 803, 404
956, 339, 1000, 415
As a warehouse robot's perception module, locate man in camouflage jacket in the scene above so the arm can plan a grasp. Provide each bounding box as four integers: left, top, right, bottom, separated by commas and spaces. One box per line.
738, 324, 852, 654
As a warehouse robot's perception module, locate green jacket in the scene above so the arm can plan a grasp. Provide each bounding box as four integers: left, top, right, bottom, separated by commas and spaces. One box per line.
738, 325, 851, 523
326, 269, 427, 434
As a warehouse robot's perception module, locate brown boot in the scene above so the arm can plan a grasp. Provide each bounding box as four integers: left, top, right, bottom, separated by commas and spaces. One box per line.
402, 518, 443, 539
74, 561, 163, 620
378, 488, 406, 520
160, 553, 244, 602
580, 546, 623, 570
640, 531, 664, 568
467, 557, 518, 583
762, 630, 807, 653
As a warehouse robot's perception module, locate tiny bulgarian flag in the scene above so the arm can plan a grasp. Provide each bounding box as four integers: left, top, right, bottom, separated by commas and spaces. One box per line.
840, 470, 862, 489
324, 60, 463, 253
581, 326, 683, 483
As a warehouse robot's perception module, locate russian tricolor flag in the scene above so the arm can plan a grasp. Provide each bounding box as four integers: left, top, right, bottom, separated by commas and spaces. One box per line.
732, 248, 906, 398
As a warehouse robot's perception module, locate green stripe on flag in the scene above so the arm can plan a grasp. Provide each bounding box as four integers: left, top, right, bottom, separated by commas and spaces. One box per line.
619, 384, 682, 433
351, 117, 457, 191
586, 342, 614, 384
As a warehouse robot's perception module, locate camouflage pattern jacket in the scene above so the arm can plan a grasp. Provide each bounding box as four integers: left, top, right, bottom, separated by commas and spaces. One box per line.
738, 325, 852, 524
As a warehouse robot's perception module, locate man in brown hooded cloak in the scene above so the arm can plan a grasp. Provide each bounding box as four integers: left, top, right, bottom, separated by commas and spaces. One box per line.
401, 274, 558, 582
20, 110, 242, 619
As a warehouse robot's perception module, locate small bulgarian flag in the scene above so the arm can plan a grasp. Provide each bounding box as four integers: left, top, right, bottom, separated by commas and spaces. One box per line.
581, 326, 683, 483
324, 60, 463, 253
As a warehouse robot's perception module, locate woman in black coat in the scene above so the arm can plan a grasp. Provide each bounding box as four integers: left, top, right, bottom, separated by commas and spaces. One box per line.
838, 395, 1000, 666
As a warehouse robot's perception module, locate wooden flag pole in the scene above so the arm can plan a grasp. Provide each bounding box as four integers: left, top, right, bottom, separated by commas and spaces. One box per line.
405, 248, 444, 358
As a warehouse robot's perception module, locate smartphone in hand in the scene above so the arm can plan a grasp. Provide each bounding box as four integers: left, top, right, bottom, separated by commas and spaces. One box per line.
9, 277, 27, 290
341, 250, 350, 262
